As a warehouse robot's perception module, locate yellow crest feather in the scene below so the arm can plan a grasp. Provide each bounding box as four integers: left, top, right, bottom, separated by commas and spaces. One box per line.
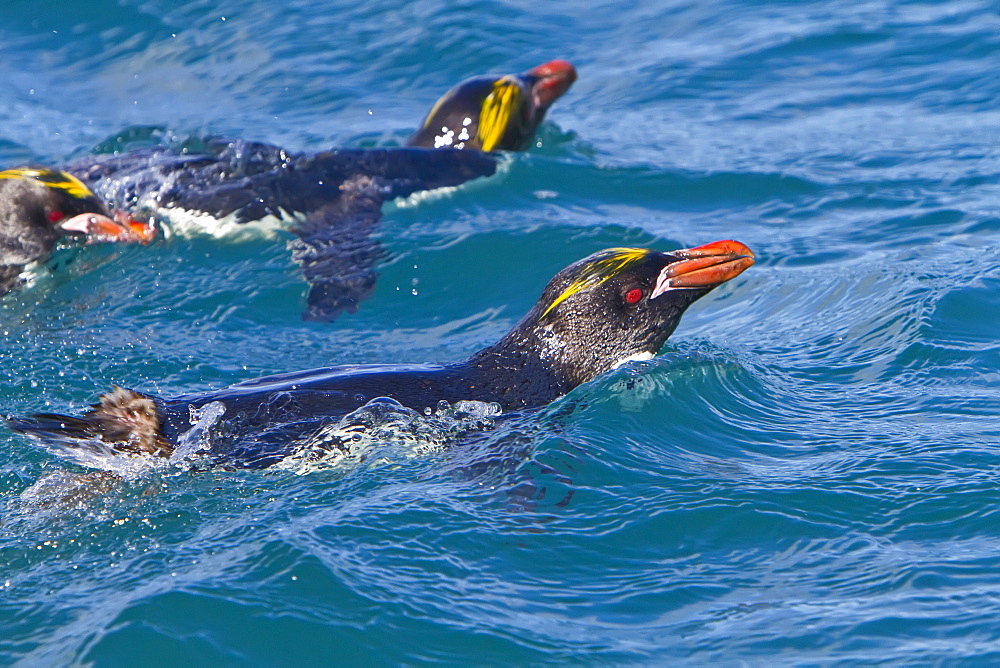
476, 77, 523, 152
542, 248, 651, 319
0, 168, 95, 200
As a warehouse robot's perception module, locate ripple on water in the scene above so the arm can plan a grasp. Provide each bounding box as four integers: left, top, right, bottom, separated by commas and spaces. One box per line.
1, 0, 999, 663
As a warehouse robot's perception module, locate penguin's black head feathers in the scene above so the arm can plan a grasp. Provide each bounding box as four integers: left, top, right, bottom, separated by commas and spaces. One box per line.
407, 59, 576, 152
491, 241, 755, 388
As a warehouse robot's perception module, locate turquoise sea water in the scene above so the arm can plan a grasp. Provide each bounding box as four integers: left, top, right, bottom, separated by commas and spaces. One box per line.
2, 0, 999, 663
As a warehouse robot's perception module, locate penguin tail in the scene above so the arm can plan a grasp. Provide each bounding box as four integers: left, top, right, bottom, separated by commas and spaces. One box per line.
8, 387, 173, 458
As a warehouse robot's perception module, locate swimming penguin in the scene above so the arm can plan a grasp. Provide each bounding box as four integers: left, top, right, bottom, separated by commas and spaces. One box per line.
0, 168, 155, 296
64, 60, 577, 320
69, 145, 500, 320
9, 239, 754, 469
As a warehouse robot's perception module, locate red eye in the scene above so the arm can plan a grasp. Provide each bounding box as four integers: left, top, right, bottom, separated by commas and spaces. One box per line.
48, 210, 64, 223
624, 287, 644, 304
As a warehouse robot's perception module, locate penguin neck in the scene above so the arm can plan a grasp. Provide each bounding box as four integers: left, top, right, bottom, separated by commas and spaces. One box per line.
465, 324, 578, 409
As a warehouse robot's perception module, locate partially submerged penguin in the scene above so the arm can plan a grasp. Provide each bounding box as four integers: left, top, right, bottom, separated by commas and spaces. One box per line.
408, 59, 576, 151
65, 60, 577, 320
10, 239, 754, 469
0, 168, 155, 296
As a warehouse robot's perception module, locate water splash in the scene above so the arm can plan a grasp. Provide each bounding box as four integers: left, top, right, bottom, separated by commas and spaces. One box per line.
277, 397, 502, 474
16, 468, 125, 516
29, 434, 173, 479
169, 401, 226, 470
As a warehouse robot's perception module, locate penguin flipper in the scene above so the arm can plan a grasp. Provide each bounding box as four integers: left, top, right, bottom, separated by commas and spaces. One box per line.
288, 149, 496, 321
290, 178, 386, 322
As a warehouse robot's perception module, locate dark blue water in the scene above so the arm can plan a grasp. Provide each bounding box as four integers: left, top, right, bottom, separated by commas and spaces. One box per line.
2, 0, 999, 663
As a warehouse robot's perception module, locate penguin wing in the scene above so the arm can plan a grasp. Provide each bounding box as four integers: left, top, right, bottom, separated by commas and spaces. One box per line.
287, 148, 497, 321
290, 175, 388, 322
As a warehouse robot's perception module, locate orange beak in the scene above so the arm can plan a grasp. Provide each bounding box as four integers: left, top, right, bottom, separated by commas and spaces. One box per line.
652, 240, 755, 296
526, 59, 577, 110
59, 211, 157, 244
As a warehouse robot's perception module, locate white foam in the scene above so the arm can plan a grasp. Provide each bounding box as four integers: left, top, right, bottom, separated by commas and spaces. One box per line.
276, 397, 502, 474
169, 401, 226, 469
33, 436, 173, 479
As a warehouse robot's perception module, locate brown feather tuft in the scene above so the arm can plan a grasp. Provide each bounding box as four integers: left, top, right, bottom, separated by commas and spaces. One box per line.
86, 386, 173, 457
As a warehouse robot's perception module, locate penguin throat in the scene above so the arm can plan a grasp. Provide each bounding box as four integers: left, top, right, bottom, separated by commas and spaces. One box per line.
611, 351, 655, 369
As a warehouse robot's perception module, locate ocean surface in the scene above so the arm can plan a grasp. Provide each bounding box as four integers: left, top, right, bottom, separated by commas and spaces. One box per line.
2, 0, 999, 663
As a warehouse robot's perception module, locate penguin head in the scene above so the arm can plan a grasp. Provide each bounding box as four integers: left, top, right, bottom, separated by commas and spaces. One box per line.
407, 59, 577, 152
511, 241, 755, 386
0, 168, 156, 244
